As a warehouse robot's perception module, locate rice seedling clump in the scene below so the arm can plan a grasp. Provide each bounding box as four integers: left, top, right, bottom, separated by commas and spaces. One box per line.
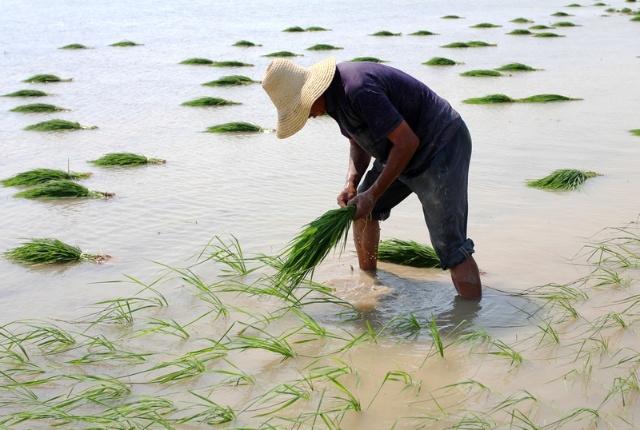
530, 25, 554, 30
630, 129, 640, 136
518, 94, 580, 102
552, 11, 572, 16
463, 94, 515, 104
24, 119, 94, 131
409, 30, 437, 35
180, 58, 213, 65
527, 169, 599, 191
283, 26, 305, 32
91, 152, 165, 166
442, 41, 496, 48
2, 169, 90, 187
59, 43, 88, 49
233, 40, 261, 47
378, 239, 441, 268
553, 21, 579, 26
631, 15, 640, 20
567, 2, 582, 6
423, 57, 458, 66
3, 89, 48, 97
496, 63, 539, 72
307, 44, 342, 51
508, 29, 532, 35
210, 61, 253, 67
533, 32, 565, 37
461, 69, 502, 77
110, 40, 140, 47
351, 56, 386, 63
23, 74, 70, 83
263, 51, 300, 57
306, 26, 329, 31
464, 93, 578, 104
5, 238, 105, 265
471, 22, 502, 28
202, 75, 257, 86
511, 17, 533, 23
442, 15, 462, 19
15, 180, 109, 199
182, 97, 240, 107
206, 122, 263, 133
593, 1, 607, 5
371, 30, 401, 36
10, 103, 66, 113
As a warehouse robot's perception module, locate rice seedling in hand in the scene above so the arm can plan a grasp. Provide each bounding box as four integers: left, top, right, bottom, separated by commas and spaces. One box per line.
2, 168, 91, 187
533, 32, 565, 37
275, 205, 356, 292
423, 57, 458, 66
24, 119, 95, 131
471, 22, 502, 28
233, 39, 261, 47
518, 94, 580, 102
202, 75, 257, 86
496, 63, 539, 72
530, 24, 554, 30
463, 94, 515, 104
182, 96, 240, 107
10, 103, 66, 113
110, 40, 140, 47
409, 30, 438, 35
206, 122, 264, 133
511, 17, 534, 23
554, 21, 579, 26
552, 11, 572, 16
180, 57, 213, 65
15, 179, 112, 199
306, 26, 329, 31
370, 30, 401, 36
442, 15, 462, 19
91, 152, 165, 166
306, 44, 343, 50
441, 41, 496, 48
460, 69, 502, 77
377, 239, 441, 268
526, 169, 600, 191
5, 238, 105, 265
23, 74, 71, 83
508, 29, 532, 35
630, 129, 640, 136
351, 56, 386, 63
59, 43, 88, 49
263, 51, 300, 57
210, 60, 254, 67
3, 89, 48, 97
283, 26, 305, 32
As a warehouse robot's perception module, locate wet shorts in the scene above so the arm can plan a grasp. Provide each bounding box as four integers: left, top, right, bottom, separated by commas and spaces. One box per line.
358, 120, 475, 270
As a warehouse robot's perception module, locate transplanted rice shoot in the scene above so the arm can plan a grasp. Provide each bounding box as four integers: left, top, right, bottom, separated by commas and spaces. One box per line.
2, 169, 91, 187
110, 40, 140, 47
263, 51, 300, 57
423, 57, 458, 66
409, 30, 438, 35
206, 122, 263, 133
24, 119, 95, 131
496, 63, 539, 71
180, 58, 213, 65
283, 26, 305, 32
533, 32, 565, 37
461, 69, 502, 77
3, 89, 48, 97
233, 40, 261, 47
59, 43, 88, 49
307, 44, 343, 50
210, 61, 253, 67
10, 103, 66, 113
527, 169, 600, 191
276, 205, 356, 292
182, 97, 240, 107
511, 17, 534, 23
441, 41, 496, 48
508, 29, 532, 35
91, 152, 165, 166
378, 239, 441, 268
371, 30, 401, 36
464, 93, 579, 104
351, 57, 386, 63
471, 22, 502, 28
306, 26, 329, 31
5, 238, 105, 265
442, 15, 462, 19
15, 180, 111, 199
23, 74, 70, 83
202, 75, 257, 86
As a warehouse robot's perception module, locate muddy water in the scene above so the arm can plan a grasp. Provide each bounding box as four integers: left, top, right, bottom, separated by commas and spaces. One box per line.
1, 0, 639, 428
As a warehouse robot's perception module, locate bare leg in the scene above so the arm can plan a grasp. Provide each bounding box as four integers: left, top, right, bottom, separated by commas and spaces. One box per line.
353, 218, 380, 271
450, 255, 482, 300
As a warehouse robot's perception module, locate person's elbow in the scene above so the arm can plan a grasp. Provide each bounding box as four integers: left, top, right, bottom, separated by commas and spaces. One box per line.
388, 121, 419, 154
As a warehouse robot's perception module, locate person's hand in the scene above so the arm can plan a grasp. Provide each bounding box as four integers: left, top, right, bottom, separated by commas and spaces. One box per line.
337, 186, 357, 208
348, 190, 377, 220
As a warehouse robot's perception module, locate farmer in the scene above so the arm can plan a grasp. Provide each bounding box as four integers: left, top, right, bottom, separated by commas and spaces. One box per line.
262, 57, 482, 300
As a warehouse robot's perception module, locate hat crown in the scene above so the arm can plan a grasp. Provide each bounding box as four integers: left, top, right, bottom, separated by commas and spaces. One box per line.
262, 59, 308, 110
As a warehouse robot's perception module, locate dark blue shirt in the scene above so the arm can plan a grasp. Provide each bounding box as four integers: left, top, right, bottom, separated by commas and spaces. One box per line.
325, 62, 462, 176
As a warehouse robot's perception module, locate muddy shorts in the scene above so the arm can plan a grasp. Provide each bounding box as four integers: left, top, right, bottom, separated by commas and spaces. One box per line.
358, 120, 475, 270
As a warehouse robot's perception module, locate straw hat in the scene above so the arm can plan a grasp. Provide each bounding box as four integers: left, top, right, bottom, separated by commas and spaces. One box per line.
262, 57, 336, 139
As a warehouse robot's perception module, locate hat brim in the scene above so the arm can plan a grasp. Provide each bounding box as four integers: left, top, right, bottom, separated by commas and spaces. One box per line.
275, 57, 337, 139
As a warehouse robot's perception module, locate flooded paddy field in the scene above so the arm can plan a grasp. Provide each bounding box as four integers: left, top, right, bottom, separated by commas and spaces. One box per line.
1, 0, 639, 428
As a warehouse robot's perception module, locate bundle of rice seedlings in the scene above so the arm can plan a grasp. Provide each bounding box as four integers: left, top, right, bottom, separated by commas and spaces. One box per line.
276, 205, 356, 292
91, 152, 165, 166
508, 29, 532, 35
533, 32, 565, 37
351, 57, 386, 63
2, 169, 91, 187
206, 122, 263, 133
566, 3, 582, 6
409, 30, 438, 35
210, 61, 253, 67
630, 129, 640, 136
631, 15, 640, 20
553, 21, 579, 26
463, 94, 515, 104
464, 93, 579, 104
110, 40, 140, 47
10, 103, 66, 113
471, 22, 502, 28
442, 15, 463, 19
15, 180, 111, 199
441, 41, 496, 48
518, 94, 580, 102
495, 63, 539, 71
202, 75, 257, 86
181, 97, 240, 107
511, 17, 534, 23
593, 2, 607, 5
233, 40, 261, 47
527, 169, 600, 191
23, 74, 71, 83
283, 26, 305, 32
306, 26, 329, 31
59, 43, 88, 49
262, 51, 300, 57
5, 238, 107, 265
24, 119, 95, 131
461, 69, 502, 77
306, 44, 343, 51
423, 57, 458, 66
552, 11, 572, 16
370, 30, 401, 36
180, 58, 213, 65
3, 89, 48, 97
530, 25, 554, 29
377, 239, 441, 268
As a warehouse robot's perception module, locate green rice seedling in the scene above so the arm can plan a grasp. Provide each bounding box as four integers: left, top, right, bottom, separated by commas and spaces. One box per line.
530, 24, 553, 30
370, 30, 401, 36
23, 74, 71, 83
233, 39, 261, 47
545, 408, 599, 428
15, 180, 111, 199
329, 376, 361, 411
489, 390, 537, 413
410, 30, 438, 35
180, 57, 213, 65
22, 324, 76, 353
441, 40, 496, 48
471, 22, 502, 28
206, 121, 263, 133
164, 266, 229, 317
182, 96, 240, 107
632, 15, 640, 21
554, 21, 579, 26
423, 57, 458, 66
463, 94, 515, 104
91, 152, 165, 166
351, 56, 386, 63
2, 168, 90, 187
495, 62, 538, 71
134, 318, 190, 339
429, 318, 445, 358
3, 89, 48, 97
306, 44, 343, 50
600, 371, 639, 408
488, 339, 523, 366
527, 169, 599, 191
205, 235, 256, 276
59, 43, 88, 49
243, 379, 312, 416
210, 60, 254, 67
5, 238, 104, 265
537, 321, 560, 345
367, 370, 415, 409
178, 392, 235, 425
461, 69, 502, 77
377, 239, 441, 267
88, 297, 164, 326
232, 331, 296, 359
450, 413, 495, 429
593, 1, 607, 5
10, 103, 66, 113
511, 17, 534, 23
110, 40, 140, 47
442, 15, 462, 19
306, 26, 329, 31
202, 74, 257, 86
283, 26, 305, 32
24, 119, 95, 131
508, 29, 533, 35
276, 205, 356, 292
533, 32, 565, 37
520, 94, 580, 102
552, 11, 572, 16
630, 129, 640, 136
263, 51, 300, 57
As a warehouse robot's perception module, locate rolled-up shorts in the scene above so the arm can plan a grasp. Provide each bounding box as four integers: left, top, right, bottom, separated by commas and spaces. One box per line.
358, 120, 475, 270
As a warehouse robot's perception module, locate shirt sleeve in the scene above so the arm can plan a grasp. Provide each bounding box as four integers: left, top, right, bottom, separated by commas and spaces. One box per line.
351, 88, 404, 142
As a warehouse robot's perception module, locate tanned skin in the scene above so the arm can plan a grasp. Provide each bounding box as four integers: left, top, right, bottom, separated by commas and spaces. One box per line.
310, 94, 482, 299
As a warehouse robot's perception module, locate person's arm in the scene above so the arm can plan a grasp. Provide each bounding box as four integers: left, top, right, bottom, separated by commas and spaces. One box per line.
337, 139, 371, 207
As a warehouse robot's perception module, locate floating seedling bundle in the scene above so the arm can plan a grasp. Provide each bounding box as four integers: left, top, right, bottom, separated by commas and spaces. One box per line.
441, 41, 496, 48
306, 26, 329, 31
182, 97, 240, 107
283, 26, 305, 32
423, 57, 458, 66
527, 169, 600, 190
441, 15, 462, 19
495, 63, 539, 72
59, 43, 88, 49
533, 32, 565, 37
91, 153, 165, 166
377, 239, 441, 268
23, 74, 71, 83
276, 205, 356, 292
464, 93, 580, 104
180, 58, 213, 65
471, 22, 502, 28
206, 122, 264, 133
263, 51, 300, 58
630, 129, 640, 136
370, 30, 401, 36
552, 11, 572, 16
409, 30, 437, 35
210, 61, 253, 67
351, 57, 386, 63
110, 40, 140, 47
233, 40, 261, 47
530, 25, 554, 30
3, 89, 48, 97
2, 169, 91, 187
24, 119, 95, 131
508, 29, 532, 35
202, 75, 257, 86
15, 180, 112, 199
306, 44, 343, 51
5, 238, 107, 265
10, 103, 66, 113
553, 21, 579, 26
460, 69, 502, 77
511, 17, 534, 23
